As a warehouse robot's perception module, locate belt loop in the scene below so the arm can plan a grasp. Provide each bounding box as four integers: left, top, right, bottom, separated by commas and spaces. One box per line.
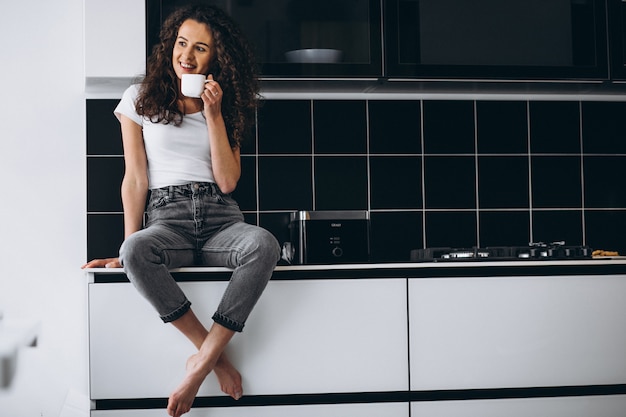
168, 185, 174, 199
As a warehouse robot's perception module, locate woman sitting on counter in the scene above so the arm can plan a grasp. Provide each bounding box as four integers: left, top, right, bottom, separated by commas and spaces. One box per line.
82, 5, 280, 417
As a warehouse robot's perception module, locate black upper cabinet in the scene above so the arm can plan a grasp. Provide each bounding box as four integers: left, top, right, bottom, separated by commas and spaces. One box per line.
384, 0, 609, 81
147, 0, 620, 82
146, 0, 383, 78
608, 0, 626, 80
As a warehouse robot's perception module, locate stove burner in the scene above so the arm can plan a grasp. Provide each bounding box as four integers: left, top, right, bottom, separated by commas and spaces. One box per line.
411, 242, 592, 262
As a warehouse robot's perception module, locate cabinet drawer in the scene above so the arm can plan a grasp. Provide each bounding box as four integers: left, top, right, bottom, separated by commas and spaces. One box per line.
92, 402, 409, 417
411, 395, 626, 417
89, 279, 409, 399
408, 275, 626, 390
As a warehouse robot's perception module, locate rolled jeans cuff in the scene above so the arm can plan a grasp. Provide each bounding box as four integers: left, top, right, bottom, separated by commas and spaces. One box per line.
212, 312, 244, 332
160, 300, 192, 323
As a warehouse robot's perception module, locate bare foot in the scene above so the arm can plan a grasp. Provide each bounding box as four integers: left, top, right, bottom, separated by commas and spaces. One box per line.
214, 353, 243, 400
167, 353, 213, 417
166, 321, 237, 416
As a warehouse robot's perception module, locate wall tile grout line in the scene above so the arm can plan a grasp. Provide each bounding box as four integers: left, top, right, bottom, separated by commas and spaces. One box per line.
579, 101, 587, 247
420, 101, 427, 249
473, 100, 481, 247
527, 100, 534, 244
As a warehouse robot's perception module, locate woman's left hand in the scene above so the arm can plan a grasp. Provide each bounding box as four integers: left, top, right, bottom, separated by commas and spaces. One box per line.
81, 257, 122, 269
201, 74, 223, 118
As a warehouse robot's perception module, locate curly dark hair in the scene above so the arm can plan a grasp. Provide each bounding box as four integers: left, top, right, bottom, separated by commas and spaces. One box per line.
136, 4, 259, 148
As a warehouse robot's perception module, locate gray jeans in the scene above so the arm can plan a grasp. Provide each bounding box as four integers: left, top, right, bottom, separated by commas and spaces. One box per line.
119, 182, 280, 332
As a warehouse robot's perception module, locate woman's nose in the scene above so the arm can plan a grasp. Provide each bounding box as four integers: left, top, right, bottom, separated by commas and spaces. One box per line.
182, 46, 194, 60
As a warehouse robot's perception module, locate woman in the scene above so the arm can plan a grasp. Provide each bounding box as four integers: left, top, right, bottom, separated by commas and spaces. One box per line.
82, 5, 280, 417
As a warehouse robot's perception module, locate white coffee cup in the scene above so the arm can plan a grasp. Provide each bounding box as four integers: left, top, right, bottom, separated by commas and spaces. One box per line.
181, 74, 208, 98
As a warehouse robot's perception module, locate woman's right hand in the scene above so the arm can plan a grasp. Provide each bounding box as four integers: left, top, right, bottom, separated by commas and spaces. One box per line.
81, 258, 121, 269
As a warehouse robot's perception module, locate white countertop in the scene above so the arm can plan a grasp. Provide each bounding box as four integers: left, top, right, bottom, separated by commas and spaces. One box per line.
84, 257, 626, 275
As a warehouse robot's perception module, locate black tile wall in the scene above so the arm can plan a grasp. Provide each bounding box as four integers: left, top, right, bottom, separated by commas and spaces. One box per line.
368, 100, 421, 154
370, 211, 423, 262
369, 156, 421, 209
585, 210, 626, 254
313, 101, 367, 154
87, 157, 124, 212
257, 156, 312, 211
314, 156, 368, 210
423, 156, 476, 209
583, 156, 626, 208
87, 100, 123, 155
479, 211, 530, 247
87, 98, 626, 262
424, 211, 477, 249
87, 213, 124, 262
423, 100, 475, 154
531, 156, 582, 208
87, 100, 125, 260
532, 210, 584, 247
478, 156, 529, 209
476, 101, 528, 154
257, 100, 311, 154
529, 101, 581, 153
582, 102, 626, 154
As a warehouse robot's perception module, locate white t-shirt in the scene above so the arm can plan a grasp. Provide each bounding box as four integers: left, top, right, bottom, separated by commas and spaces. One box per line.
114, 84, 215, 189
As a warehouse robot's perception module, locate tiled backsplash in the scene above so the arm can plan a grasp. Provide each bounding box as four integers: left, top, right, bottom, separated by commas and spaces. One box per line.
87, 97, 626, 262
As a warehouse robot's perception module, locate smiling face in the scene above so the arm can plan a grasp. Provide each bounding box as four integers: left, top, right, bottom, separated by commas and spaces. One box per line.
172, 19, 214, 81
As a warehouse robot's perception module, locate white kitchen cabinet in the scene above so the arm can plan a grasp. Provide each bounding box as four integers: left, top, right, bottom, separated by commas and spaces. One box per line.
88, 262, 626, 416
89, 277, 409, 400
92, 402, 409, 417
411, 395, 626, 417
408, 274, 626, 391
84, 0, 145, 78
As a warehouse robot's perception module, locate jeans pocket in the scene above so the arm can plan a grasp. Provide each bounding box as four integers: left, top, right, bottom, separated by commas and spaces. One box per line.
149, 195, 170, 210
215, 192, 238, 207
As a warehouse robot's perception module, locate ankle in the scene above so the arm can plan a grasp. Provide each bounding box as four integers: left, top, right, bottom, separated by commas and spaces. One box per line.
186, 351, 216, 379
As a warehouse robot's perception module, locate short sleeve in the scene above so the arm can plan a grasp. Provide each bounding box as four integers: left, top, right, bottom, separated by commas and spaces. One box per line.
114, 84, 143, 126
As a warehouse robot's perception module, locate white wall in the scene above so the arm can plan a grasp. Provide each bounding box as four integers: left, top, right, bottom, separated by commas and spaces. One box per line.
0, 1, 88, 416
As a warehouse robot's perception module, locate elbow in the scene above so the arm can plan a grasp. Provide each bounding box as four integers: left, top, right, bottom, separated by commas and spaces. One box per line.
216, 179, 237, 195
122, 174, 149, 193
215, 173, 239, 194
214, 167, 240, 194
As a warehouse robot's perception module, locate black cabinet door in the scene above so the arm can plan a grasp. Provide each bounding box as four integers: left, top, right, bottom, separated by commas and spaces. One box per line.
147, 0, 383, 78
384, 0, 609, 81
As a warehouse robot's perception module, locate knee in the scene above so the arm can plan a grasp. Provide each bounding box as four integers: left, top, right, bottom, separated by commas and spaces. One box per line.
247, 228, 281, 264
119, 233, 153, 269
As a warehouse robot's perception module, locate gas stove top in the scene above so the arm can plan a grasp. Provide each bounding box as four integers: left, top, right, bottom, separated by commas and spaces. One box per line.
411, 242, 593, 262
